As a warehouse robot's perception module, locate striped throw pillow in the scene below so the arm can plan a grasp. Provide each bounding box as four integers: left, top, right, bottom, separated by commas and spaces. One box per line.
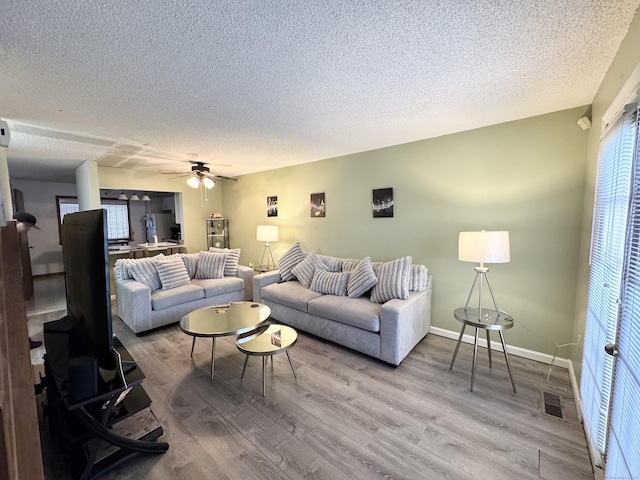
347, 257, 378, 298
410, 264, 429, 291
310, 270, 350, 296
316, 254, 343, 272
341, 258, 361, 272
195, 251, 227, 279
370, 256, 412, 303
278, 242, 306, 281
291, 252, 329, 288
156, 257, 191, 290
181, 253, 200, 278
128, 257, 162, 291
209, 247, 241, 277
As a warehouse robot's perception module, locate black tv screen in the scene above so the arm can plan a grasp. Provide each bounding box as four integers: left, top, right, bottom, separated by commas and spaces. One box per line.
61, 209, 115, 370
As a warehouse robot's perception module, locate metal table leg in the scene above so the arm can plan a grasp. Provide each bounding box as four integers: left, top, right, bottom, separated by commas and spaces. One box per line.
499, 330, 517, 393
210, 337, 216, 380
262, 356, 267, 396
449, 324, 466, 370
470, 328, 480, 392
486, 330, 492, 368
240, 355, 249, 380
286, 351, 297, 379
190, 336, 196, 357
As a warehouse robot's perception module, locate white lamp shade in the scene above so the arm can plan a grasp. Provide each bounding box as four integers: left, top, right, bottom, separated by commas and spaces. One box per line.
459, 231, 510, 264
257, 225, 278, 242
202, 177, 215, 189
130, 192, 140, 201
118, 192, 128, 200
186, 176, 200, 189
141, 193, 151, 201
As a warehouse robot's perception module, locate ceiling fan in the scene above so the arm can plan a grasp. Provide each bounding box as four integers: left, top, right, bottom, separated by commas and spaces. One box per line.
170, 161, 238, 190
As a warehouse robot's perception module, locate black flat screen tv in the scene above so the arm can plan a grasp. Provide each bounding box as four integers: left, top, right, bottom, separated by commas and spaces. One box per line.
61, 209, 115, 370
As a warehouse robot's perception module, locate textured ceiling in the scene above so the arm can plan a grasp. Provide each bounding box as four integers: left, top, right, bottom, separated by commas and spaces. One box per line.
0, 1, 638, 183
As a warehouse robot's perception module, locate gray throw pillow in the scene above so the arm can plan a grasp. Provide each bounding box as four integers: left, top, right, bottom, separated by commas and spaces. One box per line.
370, 256, 412, 303
341, 258, 360, 272
347, 257, 378, 298
156, 257, 191, 290
278, 242, 306, 281
128, 257, 162, 291
209, 247, 241, 277
316, 254, 343, 272
195, 251, 227, 279
291, 252, 329, 289
410, 264, 429, 291
181, 253, 200, 278
310, 270, 350, 296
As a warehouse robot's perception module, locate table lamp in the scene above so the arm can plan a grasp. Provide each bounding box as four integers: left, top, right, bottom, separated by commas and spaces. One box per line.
257, 225, 278, 271
458, 230, 510, 319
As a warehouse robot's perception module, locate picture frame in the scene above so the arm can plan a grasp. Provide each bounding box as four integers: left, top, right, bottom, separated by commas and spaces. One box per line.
267, 196, 278, 217
310, 193, 325, 217
372, 188, 393, 218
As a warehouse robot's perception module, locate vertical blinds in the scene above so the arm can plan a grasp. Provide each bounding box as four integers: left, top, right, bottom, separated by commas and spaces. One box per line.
581, 108, 636, 463
605, 105, 640, 478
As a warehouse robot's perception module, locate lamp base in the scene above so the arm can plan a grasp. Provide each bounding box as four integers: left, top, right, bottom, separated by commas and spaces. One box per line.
259, 243, 276, 271
464, 268, 500, 319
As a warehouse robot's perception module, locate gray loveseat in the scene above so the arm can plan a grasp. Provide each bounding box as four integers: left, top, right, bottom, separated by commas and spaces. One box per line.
114, 251, 254, 334
253, 248, 432, 366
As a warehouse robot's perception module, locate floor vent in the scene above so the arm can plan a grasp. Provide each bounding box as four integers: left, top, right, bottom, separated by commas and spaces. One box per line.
541, 391, 564, 419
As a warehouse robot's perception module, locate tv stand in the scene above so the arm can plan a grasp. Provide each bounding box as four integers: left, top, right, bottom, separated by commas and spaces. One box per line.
43, 320, 168, 480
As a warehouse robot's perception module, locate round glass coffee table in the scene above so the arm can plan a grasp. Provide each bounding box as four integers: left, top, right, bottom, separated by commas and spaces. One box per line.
180, 302, 271, 380
236, 324, 298, 396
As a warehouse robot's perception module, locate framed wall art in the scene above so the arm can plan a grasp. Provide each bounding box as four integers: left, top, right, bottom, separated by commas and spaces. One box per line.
267, 196, 278, 217
310, 193, 325, 217
372, 188, 393, 218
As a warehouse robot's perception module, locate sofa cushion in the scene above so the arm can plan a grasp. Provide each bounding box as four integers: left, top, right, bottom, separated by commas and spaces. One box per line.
208, 247, 241, 277
410, 264, 429, 292
261, 280, 323, 312
278, 242, 306, 281
291, 252, 328, 288
191, 277, 244, 297
310, 270, 350, 296
156, 256, 191, 290
316, 254, 343, 272
181, 253, 200, 278
151, 282, 205, 310
308, 295, 381, 333
196, 251, 227, 279
128, 257, 162, 291
347, 257, 378, 298
370, 256, 412, 303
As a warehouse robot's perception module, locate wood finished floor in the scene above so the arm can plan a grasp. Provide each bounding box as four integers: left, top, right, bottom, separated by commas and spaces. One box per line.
36, 314, 595, 480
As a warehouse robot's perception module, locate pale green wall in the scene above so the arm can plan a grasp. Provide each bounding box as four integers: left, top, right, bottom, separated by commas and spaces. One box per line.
572, 8, 640, 375
222, 107, 589, 355
98, 165, 223, 253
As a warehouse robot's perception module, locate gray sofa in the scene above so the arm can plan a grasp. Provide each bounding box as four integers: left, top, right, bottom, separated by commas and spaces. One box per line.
253, 255, 432, 366
114, 255, 254, 334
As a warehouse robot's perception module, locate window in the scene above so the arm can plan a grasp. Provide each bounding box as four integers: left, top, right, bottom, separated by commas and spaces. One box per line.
56, 196, 132, 243
582, 103, 640, 479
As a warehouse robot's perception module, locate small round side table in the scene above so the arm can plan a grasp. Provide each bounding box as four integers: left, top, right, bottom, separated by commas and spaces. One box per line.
449, 307, 516, 393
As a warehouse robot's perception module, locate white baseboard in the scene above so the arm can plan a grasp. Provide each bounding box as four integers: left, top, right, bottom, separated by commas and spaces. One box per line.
429, 326, 572, 369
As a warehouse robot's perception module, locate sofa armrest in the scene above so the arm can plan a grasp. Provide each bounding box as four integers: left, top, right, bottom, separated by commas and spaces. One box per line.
379, 276, 433, 365
253, 270, 282, 302
115, 279, 153, 334
237, 265, 254, 301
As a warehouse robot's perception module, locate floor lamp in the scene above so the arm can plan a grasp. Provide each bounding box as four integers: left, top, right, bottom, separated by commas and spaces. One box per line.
257, 225, 278, 271
458, 230, 510, 319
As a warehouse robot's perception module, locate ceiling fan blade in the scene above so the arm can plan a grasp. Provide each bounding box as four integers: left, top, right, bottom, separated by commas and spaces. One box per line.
168, 173, 192, 180
203, 172, 238, 182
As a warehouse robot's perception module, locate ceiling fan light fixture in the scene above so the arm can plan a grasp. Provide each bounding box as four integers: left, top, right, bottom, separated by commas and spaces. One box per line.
118, 191, 128, 200
203, 177, 215, 189
186, 176, 200, 189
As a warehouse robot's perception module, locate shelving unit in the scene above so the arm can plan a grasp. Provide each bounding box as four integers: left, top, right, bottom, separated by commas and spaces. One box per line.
206, 218, 229, 249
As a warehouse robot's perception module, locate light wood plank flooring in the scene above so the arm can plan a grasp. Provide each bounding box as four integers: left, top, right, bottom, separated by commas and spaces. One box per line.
34, 306, 594, 480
